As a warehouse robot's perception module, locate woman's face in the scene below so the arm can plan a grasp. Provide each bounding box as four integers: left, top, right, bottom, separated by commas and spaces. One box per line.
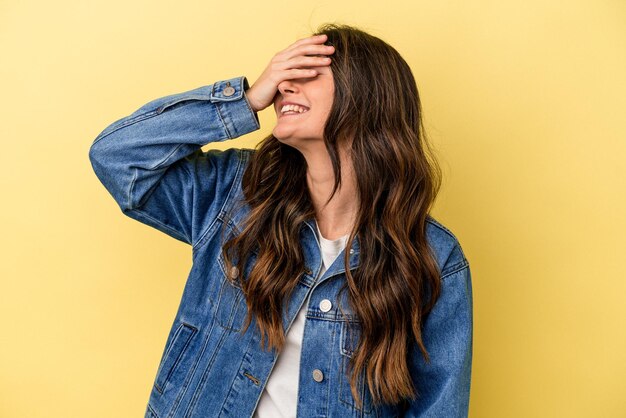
272, 64, 334, 147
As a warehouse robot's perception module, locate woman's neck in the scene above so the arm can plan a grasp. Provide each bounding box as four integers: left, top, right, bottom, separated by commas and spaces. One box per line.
304, 145, 358, 240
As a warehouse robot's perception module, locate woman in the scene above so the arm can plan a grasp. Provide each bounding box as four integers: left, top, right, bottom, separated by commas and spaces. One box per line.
89, 23, 473, 418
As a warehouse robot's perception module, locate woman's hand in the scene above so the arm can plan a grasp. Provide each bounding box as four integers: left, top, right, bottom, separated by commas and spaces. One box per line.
245, 34, 335, 113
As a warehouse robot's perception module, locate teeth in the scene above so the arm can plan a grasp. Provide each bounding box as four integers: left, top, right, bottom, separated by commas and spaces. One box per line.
281, 104, 309, 114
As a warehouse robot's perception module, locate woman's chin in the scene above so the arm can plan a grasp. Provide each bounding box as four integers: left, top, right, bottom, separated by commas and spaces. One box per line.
272, 126, 295, 142
273, 136, 296, 147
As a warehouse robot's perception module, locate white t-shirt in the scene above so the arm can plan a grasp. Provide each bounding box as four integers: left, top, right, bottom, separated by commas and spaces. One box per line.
253, 223, 349, 418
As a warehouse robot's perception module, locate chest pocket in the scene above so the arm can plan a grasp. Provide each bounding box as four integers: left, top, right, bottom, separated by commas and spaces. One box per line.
214, 237, 257, 333
339, 318, 375, 415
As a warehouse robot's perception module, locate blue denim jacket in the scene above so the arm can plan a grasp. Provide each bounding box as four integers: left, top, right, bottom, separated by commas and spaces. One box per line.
88, 76, 473, 418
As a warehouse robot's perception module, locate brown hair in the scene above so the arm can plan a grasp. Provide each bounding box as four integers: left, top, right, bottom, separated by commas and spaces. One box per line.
221, 22, 443, 408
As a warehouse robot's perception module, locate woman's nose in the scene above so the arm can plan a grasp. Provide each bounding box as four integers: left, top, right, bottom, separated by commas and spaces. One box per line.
277, 79, 299, 94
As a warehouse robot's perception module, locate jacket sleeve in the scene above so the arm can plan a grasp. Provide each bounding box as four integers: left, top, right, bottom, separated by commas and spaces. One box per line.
403, 263, 474, 418
88, 75, 260, 248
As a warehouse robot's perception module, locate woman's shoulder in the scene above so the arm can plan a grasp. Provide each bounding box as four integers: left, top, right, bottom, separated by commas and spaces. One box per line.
425, 215, 470, 279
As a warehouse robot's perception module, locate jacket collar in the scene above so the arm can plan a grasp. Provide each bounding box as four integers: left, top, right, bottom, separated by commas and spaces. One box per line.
225, 198, 361, 287
302, 217, 361, 288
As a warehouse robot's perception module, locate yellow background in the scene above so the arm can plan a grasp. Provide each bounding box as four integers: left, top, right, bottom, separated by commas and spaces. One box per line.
1, 1, 625, 417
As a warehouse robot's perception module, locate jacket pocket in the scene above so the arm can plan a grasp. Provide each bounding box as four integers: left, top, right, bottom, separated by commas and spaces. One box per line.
339, 319, 374, 414
215, 250, 252, 332
154, 322, 198, 394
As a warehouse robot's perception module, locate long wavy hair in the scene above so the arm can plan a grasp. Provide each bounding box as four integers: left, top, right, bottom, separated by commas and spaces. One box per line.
221, 23, 443, 408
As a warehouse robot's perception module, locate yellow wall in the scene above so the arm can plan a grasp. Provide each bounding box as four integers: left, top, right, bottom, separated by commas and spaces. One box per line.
1, 1, 624, 417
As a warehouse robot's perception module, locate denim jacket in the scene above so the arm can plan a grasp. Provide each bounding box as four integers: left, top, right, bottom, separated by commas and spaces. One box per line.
88, 75, 473, 418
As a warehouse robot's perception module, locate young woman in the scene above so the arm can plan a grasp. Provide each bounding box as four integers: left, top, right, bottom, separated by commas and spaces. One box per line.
89, 23, 473, 418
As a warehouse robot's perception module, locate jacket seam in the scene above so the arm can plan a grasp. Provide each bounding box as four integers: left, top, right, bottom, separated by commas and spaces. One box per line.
182, 327, 232, 417
127, 207, 190, 243
91, 110, 160, 145
218, 334, 258, 415
427, 216, 470, 271
425, 216, 457, 241
147, 402, 159, 418
426, 217, 469, 261
150, 143, 186, 170
240, 83, 261, 130
128, 143, 187, 210
125, 149, 195, 244
214, 102, 233, 139
128, 167, 138, 211
441, 262, 470, 281
192, 149, 246, 252
172, 306, 222, 418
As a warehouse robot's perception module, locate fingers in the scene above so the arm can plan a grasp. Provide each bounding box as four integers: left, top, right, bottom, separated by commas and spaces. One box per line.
247, 35, 333, 111
282, 34, 334, 59
284, 33, 329, 52
282, 68, 321, 81
293, 55, 332, 68
284, 44, 335, 60
269, 34, 334, 82
279, 43, 335, 68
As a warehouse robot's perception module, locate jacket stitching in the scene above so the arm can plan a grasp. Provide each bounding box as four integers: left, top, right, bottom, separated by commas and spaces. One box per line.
126, 146, 193, 243
325, 317, 337, 416
154, 323, 198, 394
171, 314, 220, 418
149, 143, 185, 170
146, 402, 159, 418
240, 80, 261, 131
214, 101, 233, 139
192, 149, 246, 252
244, 330, 276, 416
441, 262, 470, 281
187, 330, 248, 417
425, 216, 456, 240
180, 327, 231, 418
91, 110, 160, 145
127, 207, 190, 244
128, 167, 138, 210
218, 335, 259, 414
426, 216, 470, 264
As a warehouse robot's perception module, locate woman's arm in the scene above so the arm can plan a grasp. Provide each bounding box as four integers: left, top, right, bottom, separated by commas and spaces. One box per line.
403, 263, 474, 417
88, 76, 260, 248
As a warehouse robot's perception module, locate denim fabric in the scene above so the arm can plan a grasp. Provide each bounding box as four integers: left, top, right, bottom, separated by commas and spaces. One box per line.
89, 75, 473, 418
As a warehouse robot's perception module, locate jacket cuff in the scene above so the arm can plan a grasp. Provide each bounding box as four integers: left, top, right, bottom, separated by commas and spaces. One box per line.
210, 76, 260, 138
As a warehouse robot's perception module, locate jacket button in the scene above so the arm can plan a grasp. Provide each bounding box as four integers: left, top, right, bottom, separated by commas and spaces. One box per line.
223, 82, 235, 97
319, 299, 332, 312
230, 266, 239, 278
312, 369, 324, 382
349, 248, 354, 255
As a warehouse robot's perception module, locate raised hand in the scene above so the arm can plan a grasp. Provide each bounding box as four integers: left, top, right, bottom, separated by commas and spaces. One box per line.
245, 34, 335, 113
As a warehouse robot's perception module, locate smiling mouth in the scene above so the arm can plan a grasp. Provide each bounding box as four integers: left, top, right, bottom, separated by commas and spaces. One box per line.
279, 111, 309, 119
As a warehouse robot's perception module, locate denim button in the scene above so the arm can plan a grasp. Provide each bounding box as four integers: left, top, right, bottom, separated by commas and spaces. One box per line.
223, 82, 235, 97
230, 266, 239, 278
312, 369, 324, 382
319, 299, 332, 312
349, 249, 354, 255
